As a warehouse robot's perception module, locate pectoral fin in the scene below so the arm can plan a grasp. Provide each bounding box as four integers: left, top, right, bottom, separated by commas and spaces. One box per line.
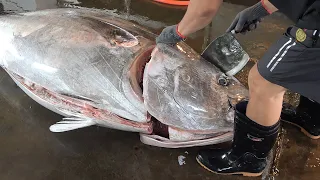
49, 117, 96, 132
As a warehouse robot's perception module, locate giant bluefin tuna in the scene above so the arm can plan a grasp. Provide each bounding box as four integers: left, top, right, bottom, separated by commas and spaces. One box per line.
0, 8, 249, 148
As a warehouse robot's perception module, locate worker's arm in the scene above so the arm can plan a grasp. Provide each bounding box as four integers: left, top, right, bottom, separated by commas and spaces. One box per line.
178, 0, 223, 37
156, 0, 223, 44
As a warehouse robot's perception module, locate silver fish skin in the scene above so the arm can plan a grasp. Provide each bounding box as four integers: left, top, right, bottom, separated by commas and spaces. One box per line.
0, 8, 156, 124
143, 43, 249, 134
0, 8, 249, 148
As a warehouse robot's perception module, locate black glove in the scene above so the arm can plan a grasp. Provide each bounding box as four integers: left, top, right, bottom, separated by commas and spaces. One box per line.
226, 2, 270, 34
156, 24, 186, 44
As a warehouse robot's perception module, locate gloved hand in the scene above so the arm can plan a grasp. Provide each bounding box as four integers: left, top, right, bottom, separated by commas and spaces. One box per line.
156, 24, 186, 44
226, 2, 271, 34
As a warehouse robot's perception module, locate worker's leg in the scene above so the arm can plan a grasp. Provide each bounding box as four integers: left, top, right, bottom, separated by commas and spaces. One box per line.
196, 65, 281, 177
246, 64, 286, 126
259, 27, 320, 139
196, 26, 320, 177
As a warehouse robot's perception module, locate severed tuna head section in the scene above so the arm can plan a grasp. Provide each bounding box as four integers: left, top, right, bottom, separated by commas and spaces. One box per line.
143, 42, 249, 135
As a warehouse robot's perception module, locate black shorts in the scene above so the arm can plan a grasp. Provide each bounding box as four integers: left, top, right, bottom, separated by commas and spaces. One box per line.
257, 26, 320, 103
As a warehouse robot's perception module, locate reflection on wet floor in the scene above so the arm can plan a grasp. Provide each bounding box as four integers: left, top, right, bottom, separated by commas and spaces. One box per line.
0, 0, 319, 180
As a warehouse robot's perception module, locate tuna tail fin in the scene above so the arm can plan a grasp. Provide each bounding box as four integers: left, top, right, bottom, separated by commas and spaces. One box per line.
49, 117, 96, 132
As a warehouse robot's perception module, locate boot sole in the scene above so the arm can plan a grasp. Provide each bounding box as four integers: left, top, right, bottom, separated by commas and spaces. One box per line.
281, 119, 320, 140
195, 156, 263, 177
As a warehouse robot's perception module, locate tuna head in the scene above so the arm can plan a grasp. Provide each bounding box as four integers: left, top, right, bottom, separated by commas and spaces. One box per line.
143, 42, 249, 134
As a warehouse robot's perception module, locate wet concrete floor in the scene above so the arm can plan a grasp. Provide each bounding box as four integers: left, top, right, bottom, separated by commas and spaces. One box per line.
0, 0, 319, 180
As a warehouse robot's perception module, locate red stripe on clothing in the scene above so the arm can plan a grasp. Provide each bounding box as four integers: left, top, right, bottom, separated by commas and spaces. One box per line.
261, 0, 273, 14
176, 24, 186, 39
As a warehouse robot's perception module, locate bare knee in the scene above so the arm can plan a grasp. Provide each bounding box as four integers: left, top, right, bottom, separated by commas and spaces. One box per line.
248, 64, 286, 99
246, 65, 285, 126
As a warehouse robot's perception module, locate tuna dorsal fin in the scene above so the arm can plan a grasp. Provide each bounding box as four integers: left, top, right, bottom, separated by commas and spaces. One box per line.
49, 117, 96, 132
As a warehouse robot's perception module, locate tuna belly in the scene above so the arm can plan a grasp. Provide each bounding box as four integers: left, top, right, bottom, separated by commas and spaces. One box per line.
7, 70, 152, 134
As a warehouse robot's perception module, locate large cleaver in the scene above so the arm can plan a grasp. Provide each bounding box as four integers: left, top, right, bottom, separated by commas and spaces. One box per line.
201, 31, 250, 76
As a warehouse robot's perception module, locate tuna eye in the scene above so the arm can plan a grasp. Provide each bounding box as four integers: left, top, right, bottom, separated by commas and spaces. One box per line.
217, 74, 229, 86
218, 78, 228, 86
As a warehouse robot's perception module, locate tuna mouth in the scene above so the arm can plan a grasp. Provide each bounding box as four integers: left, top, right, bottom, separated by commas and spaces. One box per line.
151, 117, 169, 138
128, 46, 171, 138
128, 45, 155, 102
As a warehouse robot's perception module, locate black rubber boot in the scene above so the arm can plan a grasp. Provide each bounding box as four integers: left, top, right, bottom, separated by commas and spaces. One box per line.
281, 96, 320, 139
196, 101, 280, 177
